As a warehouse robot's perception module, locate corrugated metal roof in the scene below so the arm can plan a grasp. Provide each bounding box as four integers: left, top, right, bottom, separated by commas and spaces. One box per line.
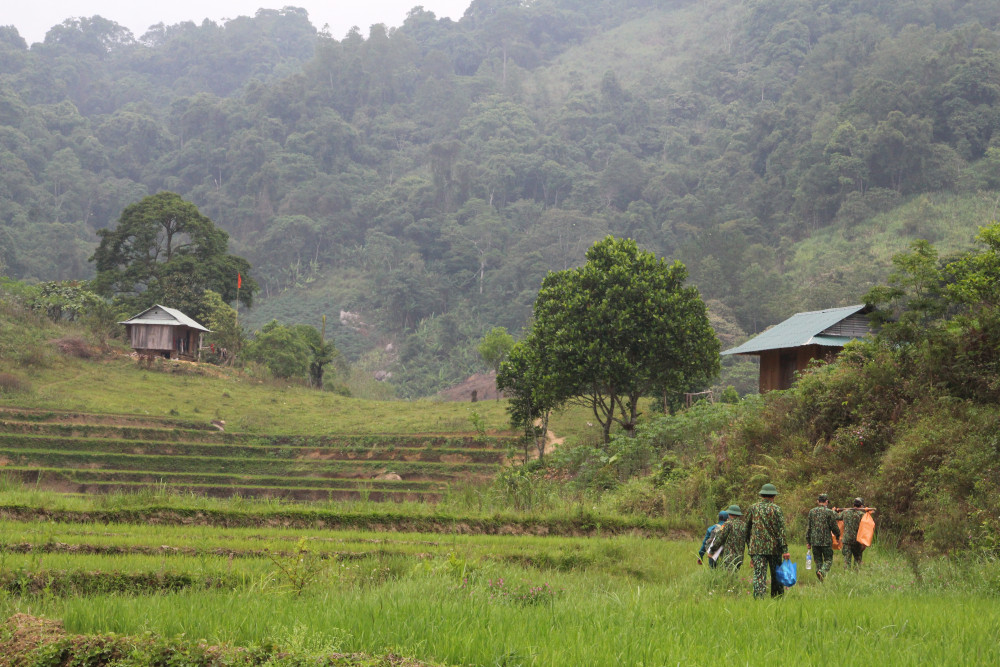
721, 304, 867, 355
119, 304, 210, 332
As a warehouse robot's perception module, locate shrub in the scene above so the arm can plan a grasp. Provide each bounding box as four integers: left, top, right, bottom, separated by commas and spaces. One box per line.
608, 478, 666, 516
51, 336, 92, 358
0, 373, 30, 395
490, 463, 554, 512
14, 346, 54, 369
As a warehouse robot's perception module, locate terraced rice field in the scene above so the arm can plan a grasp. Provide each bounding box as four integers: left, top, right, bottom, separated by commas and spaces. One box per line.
0, 505, 998, 666
0, 408, 515, 502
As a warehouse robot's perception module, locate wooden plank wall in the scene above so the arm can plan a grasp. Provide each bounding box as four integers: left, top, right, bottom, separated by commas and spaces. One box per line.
758, 345, 842, 392
758, 350, 781, 392
129, 324, 173, 350
823, 313, 870, 337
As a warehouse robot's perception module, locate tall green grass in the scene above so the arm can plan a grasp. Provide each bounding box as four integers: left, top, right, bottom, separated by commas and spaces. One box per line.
1, 501, 997, 666
3, 545, 996, 666
0, 482, 698, 534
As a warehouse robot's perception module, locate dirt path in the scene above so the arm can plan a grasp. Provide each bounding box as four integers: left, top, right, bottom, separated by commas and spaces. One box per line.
545, 429, 565, 453
529, 419, 565, 458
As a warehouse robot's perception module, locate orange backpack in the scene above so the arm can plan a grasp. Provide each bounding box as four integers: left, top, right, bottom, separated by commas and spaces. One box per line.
857, 511, 875, 547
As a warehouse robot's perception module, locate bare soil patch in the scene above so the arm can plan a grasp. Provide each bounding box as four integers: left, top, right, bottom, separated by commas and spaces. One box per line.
436, 372, 503, 401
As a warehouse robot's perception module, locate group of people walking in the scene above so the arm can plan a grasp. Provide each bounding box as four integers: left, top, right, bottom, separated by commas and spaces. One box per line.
698, 483, 874, 599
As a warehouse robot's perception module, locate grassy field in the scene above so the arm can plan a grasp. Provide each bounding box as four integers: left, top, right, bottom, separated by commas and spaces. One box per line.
0, 503, 996, 666
0, 338, 607, 507
0, 342, 604, 448
2, 354, 509, 435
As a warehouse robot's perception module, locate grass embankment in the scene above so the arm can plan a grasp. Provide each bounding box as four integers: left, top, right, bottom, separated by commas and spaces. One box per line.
0, 434, 506, 463
0, 501, 687, 537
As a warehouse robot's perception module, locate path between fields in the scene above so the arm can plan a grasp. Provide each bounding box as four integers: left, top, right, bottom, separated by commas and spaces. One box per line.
530, 419, 564, 459
545, 428, 565, 452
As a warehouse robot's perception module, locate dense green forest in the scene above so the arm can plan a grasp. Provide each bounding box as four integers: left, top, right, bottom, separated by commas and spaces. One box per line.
1, 0, 999, 396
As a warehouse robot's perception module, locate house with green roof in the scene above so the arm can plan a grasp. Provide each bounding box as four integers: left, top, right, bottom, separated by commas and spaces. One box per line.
721, 304, 874, 392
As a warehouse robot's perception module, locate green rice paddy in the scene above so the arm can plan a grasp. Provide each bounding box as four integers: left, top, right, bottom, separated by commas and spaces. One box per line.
0, 510, 996, 666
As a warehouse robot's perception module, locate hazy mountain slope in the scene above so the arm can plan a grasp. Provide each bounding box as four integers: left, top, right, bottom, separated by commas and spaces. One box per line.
1, 0, 999, 395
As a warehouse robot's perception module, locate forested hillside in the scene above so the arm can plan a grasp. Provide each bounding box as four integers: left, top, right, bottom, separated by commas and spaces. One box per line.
1, 0, 999, 396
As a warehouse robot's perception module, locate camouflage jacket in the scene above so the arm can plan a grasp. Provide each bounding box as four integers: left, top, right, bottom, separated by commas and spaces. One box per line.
743, 498, 788, 555
713, 516, 747, 567
806, 506, 841, 547
840, 508, 865, 543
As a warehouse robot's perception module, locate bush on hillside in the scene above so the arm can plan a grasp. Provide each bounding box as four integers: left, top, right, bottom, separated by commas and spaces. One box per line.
0, 373, 30, 395
51, 336, 92, 359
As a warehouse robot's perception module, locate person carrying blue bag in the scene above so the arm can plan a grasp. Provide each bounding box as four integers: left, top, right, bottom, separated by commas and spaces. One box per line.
775, 558, 797, 587
743, 482, 791, 599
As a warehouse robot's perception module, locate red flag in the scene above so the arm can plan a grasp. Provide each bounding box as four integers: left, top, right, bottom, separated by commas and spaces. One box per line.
237, 272, 242, 289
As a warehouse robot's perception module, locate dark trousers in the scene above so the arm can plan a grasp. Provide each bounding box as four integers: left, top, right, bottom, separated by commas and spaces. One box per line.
751, 554, 784, 599
813, 545, 834, 576
844, 541, 865, 567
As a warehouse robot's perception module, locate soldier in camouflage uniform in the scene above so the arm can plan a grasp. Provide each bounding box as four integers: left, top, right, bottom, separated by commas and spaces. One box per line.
806, 493, 840, 582
712, 504, 747, 571
743, 483, 791, 599
838, 497, 867, 568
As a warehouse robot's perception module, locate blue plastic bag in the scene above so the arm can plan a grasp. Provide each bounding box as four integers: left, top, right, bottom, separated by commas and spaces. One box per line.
775, 560, 797, 587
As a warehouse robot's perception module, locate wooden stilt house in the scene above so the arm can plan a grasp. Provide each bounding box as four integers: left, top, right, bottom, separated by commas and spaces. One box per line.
721, 304, 874, 392
119, 305, 210, 361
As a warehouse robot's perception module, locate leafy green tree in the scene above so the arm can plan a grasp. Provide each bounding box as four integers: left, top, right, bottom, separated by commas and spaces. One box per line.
244, 319, 337, 385
864, 239, 948, 344
246, 320, 311, 379
25, 280, 102, 321
496, 334, 560, 461
525, 236, 720, 443
200, 289, 244, 364
90, 192, 256, 320
478, 325, 514, 374
946, 223, 1000, 308
296, 323, 338, 389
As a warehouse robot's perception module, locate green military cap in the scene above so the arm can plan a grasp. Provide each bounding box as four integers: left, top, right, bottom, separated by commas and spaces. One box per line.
726, 504, 742, 516
759, 483, 778, 496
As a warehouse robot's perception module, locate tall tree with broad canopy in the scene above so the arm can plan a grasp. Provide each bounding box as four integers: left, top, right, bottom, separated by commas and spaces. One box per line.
524, 236, 720, 443
90, 192, 256, 320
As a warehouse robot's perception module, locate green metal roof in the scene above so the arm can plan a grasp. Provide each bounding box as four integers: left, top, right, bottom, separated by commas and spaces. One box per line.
721, 305, 868, 356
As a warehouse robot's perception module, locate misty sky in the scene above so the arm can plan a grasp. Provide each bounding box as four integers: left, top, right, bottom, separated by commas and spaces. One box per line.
5, 1, 473, 45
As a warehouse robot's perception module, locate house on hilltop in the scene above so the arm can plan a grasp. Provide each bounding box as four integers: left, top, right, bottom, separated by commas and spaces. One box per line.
120, 305, 210, 361
721, 304, 875, 392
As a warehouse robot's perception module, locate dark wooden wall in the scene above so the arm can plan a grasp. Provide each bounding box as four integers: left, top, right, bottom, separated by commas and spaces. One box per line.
757, 345, 842, 392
